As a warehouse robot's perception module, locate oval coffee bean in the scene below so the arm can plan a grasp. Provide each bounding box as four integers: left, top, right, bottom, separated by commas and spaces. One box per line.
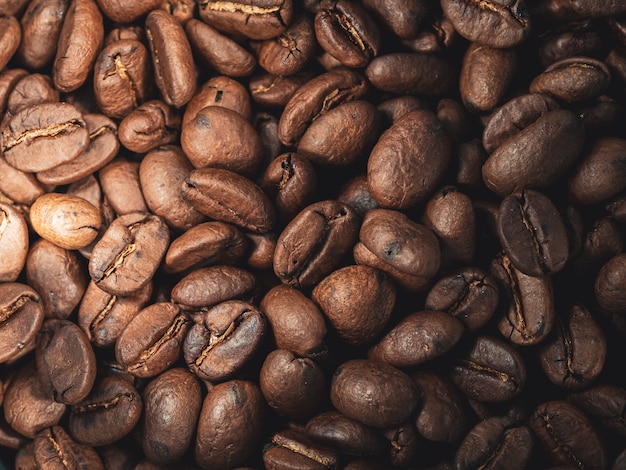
0, 16, 20, 71
0, 202, 28, 282
263, 428, 339, 470
117, 100, 180, 154
595, 253, 626, 315
568, 384, 626, 438
0, 283, 43, 363
256, 15, 316, 75
34, 426, 104, 470
183, 75, 252, 126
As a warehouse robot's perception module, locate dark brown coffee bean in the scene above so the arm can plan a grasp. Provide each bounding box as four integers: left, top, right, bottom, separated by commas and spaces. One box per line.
141, 368, 202, 463
1, 102, 89, 173
530, 56, 611, 103
256, 15, 315, 75
96, 0, 160, 23
263, 428, 339, 470
369, 311, 464, 367
185, 18, 257, 77
0, 203, 28, 282
249, 72, 310, 108
441, 0, 531, 48
183, 300, 267, 382
362, 0, 427, 39
0, 284, 44, 363
412, 371, 467, 443
529, 401, 607, 470
34, 426, 104, 470
183, 75, 252, 126
365, 52, 453, 96
181, 106, 263, 175
4, 363, 66, 438
454, 416, 533, 470
330, 359, 419, 428
160, 0, 195, 24
36, 319, 96, 405
539, 303, 606, 390
491, 253, 555, 346
26, 239, 88, 319
497, 190, 569, 276
482, 109, 585, 197
115, 302, 190, 378
78, 280, 152, 349
336, 173, 379, 218
145, 9, 196, 107
89, 212, 170, 296
368, 109, 452, 209
0, 68, 28, 117
104, 24, 145, 45
402, 13, 456, 54
195, 380, 264, 469
3, 75, 60, 126
171, 265, 256, 311
260, 349, 326, 419
118, 100, 180, 154
0, 0, 29, 16
197, 0, 294, 40
596, 253, 626, 314
353, 208, 440, 292
182, 167, 276, 233
98, 159, 148, 215
312, 265, 395, 346
425, 267, 499, 332
36, 114, 120, 186
53, 0, 104, 92
539, 22, 604, 68
450, 335, 527, 403
0, 16, 21, 71
93, 39, 154, 119
568, 384, 626, 438
68, 374, 142, 447
273, 200, 359, 288
376, 95, 427, 127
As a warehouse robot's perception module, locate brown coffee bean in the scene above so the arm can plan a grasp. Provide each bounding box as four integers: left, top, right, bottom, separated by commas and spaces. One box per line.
0, 16, 20, 71
185, 18, 257, 77
273, 200, 359, 288
197, 0, 294, 40
4, 363, 66, 438
368, 311, 464, 367
450, 335, 527, 403
260, 349, 326, 419
0, 202, 28, 282
0, 0, 29, 17
118, 100, 180, 154
97, 0, 160, 23
141, 368, 202, 464
172, 265, 256, 312
4, 75, 60, 125
330, 359, 419, 428
183, 76, 252, 126
261, 284, 327, 358
68, 374, 143, 447
250, 73, 310, 109
181, 106, 263, 175
377, 95, 427, 127
402, 13, 456, 54
183, 300, 267, 382
362, 0, 426, 39
89, 212, 170, 296
539, 303, 606, 390
353, 208, 441, 292
115, 302, 190, 378
26, 239, 88, 319
34, 426, 104, 470
0, 284, 43, 363
256, 15, 315, 75
145, 9, 196, 107
596, 253, 626, 314
93, 39, 154, 119
0, 68, 28, 119
195, 380, 264, 468
441, 0, 531, 48
160, 0, 195, 23
245, 231, 277, 270
529, 401, 607, 470
104, 24, 145, 44
368, 109, 452, 209
53, 0, 104, 92
312, 265, 395, 346
263, 428, 339, 470
1, 102, 89, 173
336, 173, 379, 218
98, 159, 148, 215
182, 167, 276, 233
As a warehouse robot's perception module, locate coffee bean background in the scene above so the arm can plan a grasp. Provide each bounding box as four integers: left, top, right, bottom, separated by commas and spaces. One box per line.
2, 0, 626, 468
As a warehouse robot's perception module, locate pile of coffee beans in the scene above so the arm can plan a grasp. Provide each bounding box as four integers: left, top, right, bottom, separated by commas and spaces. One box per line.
3, 0, 626, 468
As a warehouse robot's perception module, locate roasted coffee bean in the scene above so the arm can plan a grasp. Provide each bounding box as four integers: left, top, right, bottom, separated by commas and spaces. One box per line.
450, 335, 527, 403
425, 267, 499, 332
3, 74, 60, 123
529, 400, 607, 469
568, 384, 626, 437
260, 349, 326, 419
454, 416, 533, 470
145, 9, 196, 107
197, 0, 294, 40
141, 368, 202, 463
118, 100, 180, 154
0, 202, 28, 283
115, 302, 190, 378
97, 0, 160, 23
245, 230, 277, 271
596, 253, 626, 314
68, 374, 142, 447
183, 75, 252, 126
1, 102, 89, 173
263, 428, 339, 470
336, 173, 379, 218
160, 0, 195, 24
98, 159, 148, 215
53, 0, 104, 92
441, 0, 531, 48
0, 16, 20, 71
256, 14, 315, 75
538, 21, 603, 68
330, 359, 419, 428
183, 167, 276, 233
273, 200, 358, 288
362, 0, 426, 39
384, 422, 422, 467
195, 380, 264, 469
0, 284, 43, 363
539, 303, 606, 390
36, 319, 96, 405
249, 72, 310, 108
183, 300, 267, 382
376, 95, 426, 126
89, 212, 169, 296
34, 426, 104, 470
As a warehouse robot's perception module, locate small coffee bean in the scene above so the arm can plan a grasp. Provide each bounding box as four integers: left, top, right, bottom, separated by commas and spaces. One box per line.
118, 100, 180, 154
256, 15, 316, 75
0, 283, 43, 363
98, 159, 148, 215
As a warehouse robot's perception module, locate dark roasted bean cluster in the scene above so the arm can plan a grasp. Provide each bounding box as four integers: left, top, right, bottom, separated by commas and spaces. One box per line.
2, 0, 626, 469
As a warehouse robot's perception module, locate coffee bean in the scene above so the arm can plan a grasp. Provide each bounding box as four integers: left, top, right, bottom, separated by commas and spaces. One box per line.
263, 428, 339, 470
118, 100, 180, 154
257, 15, 316, 75
0, 203, 28, 283
34, 426, 104, 470
0, 283, 43, 363
0, 16, 21, 71
183, 75, 252, 126
98, 159, 148, 215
